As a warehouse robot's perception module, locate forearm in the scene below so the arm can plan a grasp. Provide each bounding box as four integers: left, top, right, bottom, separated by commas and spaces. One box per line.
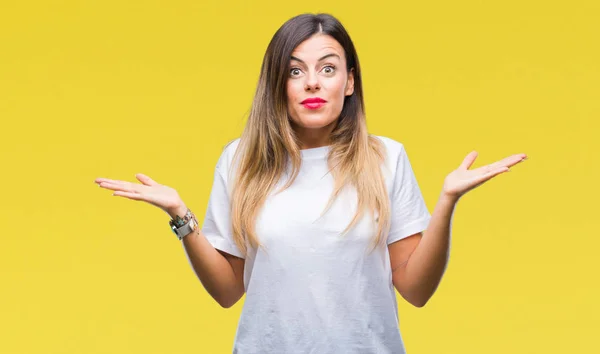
403, 193, 457, 307
169, 204, 243, 308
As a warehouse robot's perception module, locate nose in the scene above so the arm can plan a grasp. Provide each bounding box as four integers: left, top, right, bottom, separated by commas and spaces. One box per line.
304, 72, 320, 92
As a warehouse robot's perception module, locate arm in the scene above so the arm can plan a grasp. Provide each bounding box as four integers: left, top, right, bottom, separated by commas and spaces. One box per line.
95, 170, 245, 308
169, 204, 245, 308
388, 193, 456, 308
389, 150, 526, 307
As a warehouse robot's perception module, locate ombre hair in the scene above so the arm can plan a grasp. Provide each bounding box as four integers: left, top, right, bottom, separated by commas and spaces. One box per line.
228, 13, 390, 257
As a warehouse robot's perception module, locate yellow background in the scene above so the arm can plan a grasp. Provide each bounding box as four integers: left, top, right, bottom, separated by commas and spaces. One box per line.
1, 1, 598, 353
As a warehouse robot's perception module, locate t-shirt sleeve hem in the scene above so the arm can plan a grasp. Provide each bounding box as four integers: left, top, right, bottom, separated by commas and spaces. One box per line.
386, 214, 432, 245
203, 234, 245, 259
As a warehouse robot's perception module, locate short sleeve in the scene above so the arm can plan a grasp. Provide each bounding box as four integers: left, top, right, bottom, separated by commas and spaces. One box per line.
386, 145, 432, 245
200, 156, 245, 259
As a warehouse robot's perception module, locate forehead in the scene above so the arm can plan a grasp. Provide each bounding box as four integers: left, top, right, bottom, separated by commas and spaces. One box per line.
290, 34, 345, 61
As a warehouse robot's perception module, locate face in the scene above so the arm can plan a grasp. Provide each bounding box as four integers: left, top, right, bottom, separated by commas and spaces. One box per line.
286, 34, 354, 147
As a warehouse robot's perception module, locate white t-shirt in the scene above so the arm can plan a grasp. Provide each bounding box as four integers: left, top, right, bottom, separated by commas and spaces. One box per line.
201, 135, 432, 354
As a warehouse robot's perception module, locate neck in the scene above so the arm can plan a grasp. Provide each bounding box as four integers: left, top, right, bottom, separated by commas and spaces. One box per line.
292, 120, 336, 150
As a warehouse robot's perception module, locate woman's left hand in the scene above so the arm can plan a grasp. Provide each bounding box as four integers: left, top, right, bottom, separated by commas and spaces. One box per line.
442, 151, 527, 201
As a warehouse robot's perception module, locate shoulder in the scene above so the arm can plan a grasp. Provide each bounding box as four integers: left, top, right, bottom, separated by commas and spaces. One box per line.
222, 137, 242, 157
215, 138, 242, 175
371, 134, 406, 161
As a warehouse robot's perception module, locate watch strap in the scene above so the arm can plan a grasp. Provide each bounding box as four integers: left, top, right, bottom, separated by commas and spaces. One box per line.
169, 209, 199, 240
170, 208, 193, 228
172, 219, 197, 240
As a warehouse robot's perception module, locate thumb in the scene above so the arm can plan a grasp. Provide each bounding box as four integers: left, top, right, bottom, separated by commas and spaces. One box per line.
135, 173, 159, 186
459, 151, 478, 170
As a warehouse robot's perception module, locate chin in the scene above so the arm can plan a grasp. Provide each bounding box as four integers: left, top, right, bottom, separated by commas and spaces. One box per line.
297, 119, 336, 129
292, 114, 337, 128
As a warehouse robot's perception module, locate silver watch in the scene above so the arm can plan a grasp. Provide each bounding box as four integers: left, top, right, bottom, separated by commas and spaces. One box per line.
170, 217, 198, 240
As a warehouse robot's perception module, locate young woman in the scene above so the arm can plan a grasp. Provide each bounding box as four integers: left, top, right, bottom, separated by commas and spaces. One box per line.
95, 13, 526, 354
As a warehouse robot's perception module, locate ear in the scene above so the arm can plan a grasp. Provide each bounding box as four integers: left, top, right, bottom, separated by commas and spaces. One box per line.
345, 68, 355, 96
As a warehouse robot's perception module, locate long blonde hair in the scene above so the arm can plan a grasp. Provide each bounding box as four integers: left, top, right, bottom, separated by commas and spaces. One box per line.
228, 13, 391, 257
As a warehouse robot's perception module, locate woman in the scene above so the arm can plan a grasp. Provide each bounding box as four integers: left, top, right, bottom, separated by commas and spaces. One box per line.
95, 13, 526, 353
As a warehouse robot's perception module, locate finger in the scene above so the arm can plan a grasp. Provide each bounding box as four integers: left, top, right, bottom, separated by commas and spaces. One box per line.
473, 166, 510, 186
113, 191, 145, 200
486, 154, 527, 171
98, 181, 138, 193
95, 177, 122, 184
459, 151, 478, 170
96, 177, 143, 187
509, 154, 528, 167
136, 173, 159, 186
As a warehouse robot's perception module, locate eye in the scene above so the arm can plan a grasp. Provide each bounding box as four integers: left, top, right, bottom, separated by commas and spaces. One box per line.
290, 67, 302, 77
322, 65, 336, 74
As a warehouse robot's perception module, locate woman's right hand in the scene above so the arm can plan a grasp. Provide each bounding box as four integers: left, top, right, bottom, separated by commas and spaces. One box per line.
95, 173, 186, 217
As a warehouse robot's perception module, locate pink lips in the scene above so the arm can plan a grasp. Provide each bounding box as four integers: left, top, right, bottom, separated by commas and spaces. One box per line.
301, 97, 327, 110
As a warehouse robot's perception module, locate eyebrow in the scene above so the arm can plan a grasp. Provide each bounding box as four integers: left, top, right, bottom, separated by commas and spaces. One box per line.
290, 53, 340, 64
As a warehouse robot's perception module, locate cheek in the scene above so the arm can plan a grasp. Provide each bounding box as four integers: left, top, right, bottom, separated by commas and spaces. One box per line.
286, 81, 302, 102
327, 77, 347, 97
286, 83, 300, 118
328, 80, 348, 106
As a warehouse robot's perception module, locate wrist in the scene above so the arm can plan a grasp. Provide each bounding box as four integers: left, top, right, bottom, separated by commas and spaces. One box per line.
167, 205, 199, 240
167, 202, 188, 220
439, 191, 460, 205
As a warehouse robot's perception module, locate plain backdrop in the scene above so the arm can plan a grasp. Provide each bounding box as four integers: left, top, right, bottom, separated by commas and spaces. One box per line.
1, 1, 598, 353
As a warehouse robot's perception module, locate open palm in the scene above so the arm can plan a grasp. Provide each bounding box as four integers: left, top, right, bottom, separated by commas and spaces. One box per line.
95, 173, 183, 214
443, 151, 527, 200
